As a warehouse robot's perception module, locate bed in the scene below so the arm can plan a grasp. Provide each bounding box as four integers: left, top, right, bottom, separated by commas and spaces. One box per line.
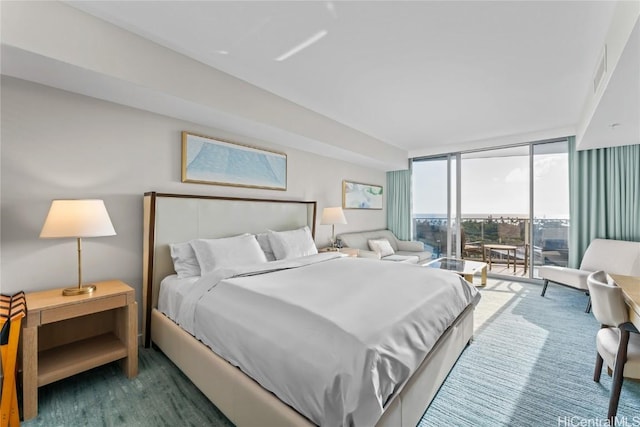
143, 192, 478, 427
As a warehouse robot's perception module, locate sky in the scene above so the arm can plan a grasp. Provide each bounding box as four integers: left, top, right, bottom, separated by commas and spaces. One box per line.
412, 151, 569, 219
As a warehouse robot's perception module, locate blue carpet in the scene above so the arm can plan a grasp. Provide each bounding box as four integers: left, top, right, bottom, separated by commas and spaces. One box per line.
22, 280, 640, 426
420, 279, 640, 426
22, 346, 234, 427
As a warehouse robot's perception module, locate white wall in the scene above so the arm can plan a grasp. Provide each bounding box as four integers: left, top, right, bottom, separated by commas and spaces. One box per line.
1, 0, 408, 171
0, 77, 387, 305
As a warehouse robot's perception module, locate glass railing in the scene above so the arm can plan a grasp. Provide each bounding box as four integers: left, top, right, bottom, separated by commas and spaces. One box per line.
413, 215, 569, 271
413, 216, 450, 258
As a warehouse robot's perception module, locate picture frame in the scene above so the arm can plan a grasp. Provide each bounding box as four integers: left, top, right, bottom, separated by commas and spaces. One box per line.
342, 180, 383, 210
181, 131, 287, 190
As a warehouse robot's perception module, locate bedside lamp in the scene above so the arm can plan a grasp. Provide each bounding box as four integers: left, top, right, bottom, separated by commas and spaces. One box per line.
40, 199, 116, 296
320, 207, 347, 248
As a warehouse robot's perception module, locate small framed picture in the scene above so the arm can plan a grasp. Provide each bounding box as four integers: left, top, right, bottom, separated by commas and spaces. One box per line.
342, 180, 383, 209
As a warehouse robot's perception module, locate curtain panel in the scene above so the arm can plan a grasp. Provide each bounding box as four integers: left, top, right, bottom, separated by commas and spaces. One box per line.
386, 169, 412, 241
568, 137, 640, 267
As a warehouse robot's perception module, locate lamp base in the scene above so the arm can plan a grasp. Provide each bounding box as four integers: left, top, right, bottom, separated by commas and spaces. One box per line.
62, 284, 96, 296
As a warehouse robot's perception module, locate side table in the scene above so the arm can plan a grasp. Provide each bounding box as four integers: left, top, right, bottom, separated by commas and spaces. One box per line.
319, 247, 359, 257
22, 280, 138, 420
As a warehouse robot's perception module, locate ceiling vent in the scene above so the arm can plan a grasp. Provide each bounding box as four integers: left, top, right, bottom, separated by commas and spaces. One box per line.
593, 45, 607, 93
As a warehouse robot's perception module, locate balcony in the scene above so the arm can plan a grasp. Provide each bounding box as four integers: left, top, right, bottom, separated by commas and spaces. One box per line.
413, 215, 569, 278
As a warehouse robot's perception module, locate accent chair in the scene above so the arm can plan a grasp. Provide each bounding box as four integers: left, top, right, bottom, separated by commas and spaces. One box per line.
539, 239, 640, 312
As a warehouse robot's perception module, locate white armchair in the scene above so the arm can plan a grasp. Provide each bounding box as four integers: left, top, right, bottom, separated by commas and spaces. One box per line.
539, 239, 640, 312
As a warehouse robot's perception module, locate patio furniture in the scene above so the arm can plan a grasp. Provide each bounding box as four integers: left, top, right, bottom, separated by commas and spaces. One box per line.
484, 244, 518, 273
460, 228, 484, 260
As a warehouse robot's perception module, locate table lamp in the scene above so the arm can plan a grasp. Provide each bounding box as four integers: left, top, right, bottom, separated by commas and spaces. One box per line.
320, 207, 347, 249
40, 199, 116, 296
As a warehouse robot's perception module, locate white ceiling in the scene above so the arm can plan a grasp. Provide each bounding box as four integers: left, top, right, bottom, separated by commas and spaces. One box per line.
63, 1, 624, 157
578, 17, 640, 151
1, 1, 640, 166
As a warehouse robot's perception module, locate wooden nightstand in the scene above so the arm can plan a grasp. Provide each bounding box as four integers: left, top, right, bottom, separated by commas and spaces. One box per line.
319, 247, 359, 257
21, 280, 138, 420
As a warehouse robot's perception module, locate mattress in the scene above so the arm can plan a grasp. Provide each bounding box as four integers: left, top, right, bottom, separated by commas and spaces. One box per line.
166, 253, 479, 427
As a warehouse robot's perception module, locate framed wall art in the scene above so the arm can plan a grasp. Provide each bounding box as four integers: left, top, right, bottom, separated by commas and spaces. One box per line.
342, 180, 383, 209
181, 132, 287, 190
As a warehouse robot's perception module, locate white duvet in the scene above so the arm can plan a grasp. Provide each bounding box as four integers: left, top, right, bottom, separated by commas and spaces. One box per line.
172, 253, 479, 427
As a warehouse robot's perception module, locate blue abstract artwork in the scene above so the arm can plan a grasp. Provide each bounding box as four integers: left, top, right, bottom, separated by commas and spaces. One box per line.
343, 180, 383, 209
182, 132, 287, 190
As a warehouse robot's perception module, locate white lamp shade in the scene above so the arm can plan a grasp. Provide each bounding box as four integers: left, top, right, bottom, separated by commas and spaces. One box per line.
40, 199, 116, 238
320, 207, 347, 225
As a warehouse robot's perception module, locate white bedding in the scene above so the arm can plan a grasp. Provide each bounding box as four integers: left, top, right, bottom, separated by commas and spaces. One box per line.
158, 274, 199, 320
169, 253, 479, 427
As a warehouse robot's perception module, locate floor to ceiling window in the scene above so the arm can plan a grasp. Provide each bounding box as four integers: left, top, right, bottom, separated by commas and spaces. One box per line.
412, 155, 456, 259
412, 138, 569, 279
460, 146, 530, 277
532, 140, 570, 272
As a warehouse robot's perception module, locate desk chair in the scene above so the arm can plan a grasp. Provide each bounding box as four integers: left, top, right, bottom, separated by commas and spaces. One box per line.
587, 271, 640, 423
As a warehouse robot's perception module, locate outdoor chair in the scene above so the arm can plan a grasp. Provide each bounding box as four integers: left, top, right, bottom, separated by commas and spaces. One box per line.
461, 228, 484, 260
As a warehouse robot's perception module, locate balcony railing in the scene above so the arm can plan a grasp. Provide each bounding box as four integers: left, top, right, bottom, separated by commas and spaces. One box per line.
413, 215, 569, 270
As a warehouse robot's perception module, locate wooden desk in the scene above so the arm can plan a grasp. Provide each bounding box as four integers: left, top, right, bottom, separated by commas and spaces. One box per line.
611, 274, 640, 329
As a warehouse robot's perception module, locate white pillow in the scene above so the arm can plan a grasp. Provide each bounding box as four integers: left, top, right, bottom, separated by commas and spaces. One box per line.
255, 232, 276, 261
190, 234, 267, 276
169, 241, 201, 278
267, 226, 318, 260
368, 238, 395, 258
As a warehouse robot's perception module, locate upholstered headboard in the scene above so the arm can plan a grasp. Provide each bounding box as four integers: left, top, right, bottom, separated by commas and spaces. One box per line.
142, 192, 317, 346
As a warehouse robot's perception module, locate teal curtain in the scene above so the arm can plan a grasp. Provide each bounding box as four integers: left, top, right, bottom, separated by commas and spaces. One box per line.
386, 168, 412, 240
568, 137, 640, 267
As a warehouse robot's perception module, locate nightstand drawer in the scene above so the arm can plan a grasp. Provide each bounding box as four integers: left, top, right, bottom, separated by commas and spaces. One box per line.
41, 295, 127, 324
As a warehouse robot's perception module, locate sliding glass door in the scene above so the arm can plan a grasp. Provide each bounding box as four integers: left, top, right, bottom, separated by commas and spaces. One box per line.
532, 140, 570, 274
412, 138, 569, 279
460, 146, 530, 277
412, 156, 456, 259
